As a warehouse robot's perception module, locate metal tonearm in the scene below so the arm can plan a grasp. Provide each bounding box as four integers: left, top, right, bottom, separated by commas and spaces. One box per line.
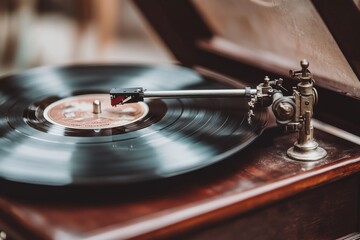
110, 88, 257, 105
110, 59, 327, 161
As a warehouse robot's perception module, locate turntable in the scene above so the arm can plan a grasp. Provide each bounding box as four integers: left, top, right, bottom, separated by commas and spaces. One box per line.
0, 0, 359, 240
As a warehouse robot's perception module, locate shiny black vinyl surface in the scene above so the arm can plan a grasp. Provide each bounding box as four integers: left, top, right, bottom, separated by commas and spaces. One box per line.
0, 65, 267, 186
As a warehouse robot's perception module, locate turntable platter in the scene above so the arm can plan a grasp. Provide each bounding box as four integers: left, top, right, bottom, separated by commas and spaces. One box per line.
0, 65, 267, 185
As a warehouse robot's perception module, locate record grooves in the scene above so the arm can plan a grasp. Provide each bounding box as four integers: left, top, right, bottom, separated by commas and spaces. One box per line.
0, 65, 267, 186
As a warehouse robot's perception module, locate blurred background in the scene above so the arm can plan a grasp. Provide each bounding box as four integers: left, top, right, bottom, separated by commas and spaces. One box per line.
1, 0, 359, 97
0, 0, 174, 75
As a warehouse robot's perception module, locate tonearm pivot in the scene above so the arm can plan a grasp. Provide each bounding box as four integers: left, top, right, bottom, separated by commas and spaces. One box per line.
110, 59, 327, 161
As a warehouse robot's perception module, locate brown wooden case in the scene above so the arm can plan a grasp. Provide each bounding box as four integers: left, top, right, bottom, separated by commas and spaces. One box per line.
0, 1, 359, 239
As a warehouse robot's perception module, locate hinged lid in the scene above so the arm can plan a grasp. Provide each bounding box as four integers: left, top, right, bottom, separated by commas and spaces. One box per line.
134, 0, 360, 100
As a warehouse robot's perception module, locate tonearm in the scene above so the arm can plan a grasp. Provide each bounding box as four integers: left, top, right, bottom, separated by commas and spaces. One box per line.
110, 60, 327, 161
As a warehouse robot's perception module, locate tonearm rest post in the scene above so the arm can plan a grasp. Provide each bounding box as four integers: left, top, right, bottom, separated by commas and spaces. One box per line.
285, 59, 327, 161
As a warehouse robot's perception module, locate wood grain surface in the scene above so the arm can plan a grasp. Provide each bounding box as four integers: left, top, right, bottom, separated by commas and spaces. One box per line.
0, 127, 359, 240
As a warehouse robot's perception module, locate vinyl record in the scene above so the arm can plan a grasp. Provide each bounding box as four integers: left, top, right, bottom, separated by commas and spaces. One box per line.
0, 65, 267, 186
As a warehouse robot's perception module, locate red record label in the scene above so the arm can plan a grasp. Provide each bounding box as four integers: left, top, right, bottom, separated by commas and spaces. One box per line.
43, 94, 148, 129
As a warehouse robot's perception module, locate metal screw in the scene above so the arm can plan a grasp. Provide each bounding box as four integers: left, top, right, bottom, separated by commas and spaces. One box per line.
264, 76, 270, 86
300, 59, 309, 69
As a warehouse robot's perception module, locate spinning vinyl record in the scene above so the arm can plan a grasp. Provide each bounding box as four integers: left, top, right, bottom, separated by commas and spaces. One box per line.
0, 65, 267, 186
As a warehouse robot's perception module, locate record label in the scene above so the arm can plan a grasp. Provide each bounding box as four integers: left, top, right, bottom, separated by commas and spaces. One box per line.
43, 94, 149, 130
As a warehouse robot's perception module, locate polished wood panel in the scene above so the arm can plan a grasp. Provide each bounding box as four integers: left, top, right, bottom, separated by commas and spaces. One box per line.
192, 0, 359, 94
177, 175, 359, 240
133, 0, 212, 66
134, 0, 360, 99
0, 128, 359, 239
313, 0, 360, 81
134, 0, 360, 133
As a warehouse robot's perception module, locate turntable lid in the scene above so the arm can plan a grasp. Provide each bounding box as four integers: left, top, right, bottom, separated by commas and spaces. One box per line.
133, 0, 360, 99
